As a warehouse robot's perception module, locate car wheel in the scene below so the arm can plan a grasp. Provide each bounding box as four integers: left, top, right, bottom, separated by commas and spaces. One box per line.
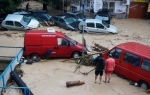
140, 81, 149, 90
30, 54, 40, 61
72, 52, 80, 58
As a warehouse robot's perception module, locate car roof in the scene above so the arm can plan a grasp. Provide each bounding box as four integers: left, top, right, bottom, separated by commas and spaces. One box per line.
116, 42, 150, 59
85, 19, 102, 23
5, 14, 23, 22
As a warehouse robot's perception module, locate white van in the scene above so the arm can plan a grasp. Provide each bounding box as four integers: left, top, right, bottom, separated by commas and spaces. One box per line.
81, 19, 118, 34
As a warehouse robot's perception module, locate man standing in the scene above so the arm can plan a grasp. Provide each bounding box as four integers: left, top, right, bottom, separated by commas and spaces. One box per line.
104, 54, 115, 83
26, 3, 29, 11
93, 53, 105, 84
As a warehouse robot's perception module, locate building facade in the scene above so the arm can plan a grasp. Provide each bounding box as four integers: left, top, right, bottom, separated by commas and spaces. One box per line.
70, 0, 149, 19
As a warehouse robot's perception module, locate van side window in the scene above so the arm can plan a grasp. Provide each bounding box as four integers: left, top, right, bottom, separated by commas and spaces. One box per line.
87, 23, 95, 28
124, 52, 140, 66
141, 59, 150, 72
57, 38, 68, 46
110, 48, 122, 59
96, 23, 104, 29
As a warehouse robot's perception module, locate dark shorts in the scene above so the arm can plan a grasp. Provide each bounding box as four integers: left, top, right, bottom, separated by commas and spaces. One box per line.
95, 70, 103, 76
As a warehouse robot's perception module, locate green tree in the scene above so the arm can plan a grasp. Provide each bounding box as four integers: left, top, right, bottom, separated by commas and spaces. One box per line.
0, 0, 22, 13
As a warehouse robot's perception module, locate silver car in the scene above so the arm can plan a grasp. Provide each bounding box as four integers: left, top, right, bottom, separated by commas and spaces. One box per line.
1, 14, 40, 31
80, 19, 118, 34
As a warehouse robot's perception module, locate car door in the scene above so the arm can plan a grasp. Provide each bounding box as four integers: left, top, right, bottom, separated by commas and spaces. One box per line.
58, 18, 67, 29
14, 21, 25, 30
109, 48, 123, 74
56, 38, 72, 57
86, 22, 96, 33
96, 23, 109, 33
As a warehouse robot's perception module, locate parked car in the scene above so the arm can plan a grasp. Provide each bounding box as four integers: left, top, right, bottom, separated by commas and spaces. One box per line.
13, 11, 51, 23
1, 14, 40, 31
50, 15, 80, 31
95, 9, 112, 24
80, 19, 118, 34
64, 11, 86, 21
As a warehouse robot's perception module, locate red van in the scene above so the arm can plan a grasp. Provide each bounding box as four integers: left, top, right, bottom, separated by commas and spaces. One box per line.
23, 28, 86, 59
103, 42, 150, 89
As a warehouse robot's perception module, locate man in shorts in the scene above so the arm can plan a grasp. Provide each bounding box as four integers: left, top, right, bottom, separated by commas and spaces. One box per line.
104, 54, 115, 83
93, 53, 105, 84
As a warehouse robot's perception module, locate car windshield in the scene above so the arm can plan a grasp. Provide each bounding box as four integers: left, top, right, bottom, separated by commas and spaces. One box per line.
102, 21, 109, 28
76, 13, 85, 18
65, 35, 77, 45
21, 16, 31, 25
65, 17, 76, 24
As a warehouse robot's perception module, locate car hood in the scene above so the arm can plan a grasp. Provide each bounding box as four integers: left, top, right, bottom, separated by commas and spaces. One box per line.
95, 15, 108, 20
27, 19, 39, 28
69, 21, 80, 30
107, 25, 118, 33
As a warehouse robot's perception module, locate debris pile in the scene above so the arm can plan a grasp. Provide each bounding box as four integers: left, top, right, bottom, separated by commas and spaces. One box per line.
92, 43, 109, 52
74, 43, 109, 66
41, 21, 55, 26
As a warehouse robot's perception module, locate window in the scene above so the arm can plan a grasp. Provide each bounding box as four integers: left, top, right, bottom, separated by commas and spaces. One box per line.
87, 23, 95, 28
57, 38, 68, 46
141, 59, 150, 72
124, 52, 140, 66
6, 21, 14, 26
15, 22, 22, 27
59, 18, 65, 23
110, 48, 122, 59
96, 23, 104, 29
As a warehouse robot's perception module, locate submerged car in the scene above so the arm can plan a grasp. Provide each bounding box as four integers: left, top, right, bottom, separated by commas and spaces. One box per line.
1, 14, 40, 31
95, 9, 112, 24
81, 19, 118, 34
50, 15, 80, 31
64, 12, 86, 21
13, 11, 51, 24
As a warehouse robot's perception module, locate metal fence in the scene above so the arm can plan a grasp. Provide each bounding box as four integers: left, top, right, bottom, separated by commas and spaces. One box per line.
0, 46, 32, 95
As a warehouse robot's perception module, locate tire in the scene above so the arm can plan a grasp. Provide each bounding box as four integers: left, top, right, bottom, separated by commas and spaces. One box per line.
30, 54, 40, 61
140, 81, 149, 90
72, 52, 80, 58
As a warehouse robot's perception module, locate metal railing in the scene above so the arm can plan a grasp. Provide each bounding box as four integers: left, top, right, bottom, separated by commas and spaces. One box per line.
0, 46, 32, 95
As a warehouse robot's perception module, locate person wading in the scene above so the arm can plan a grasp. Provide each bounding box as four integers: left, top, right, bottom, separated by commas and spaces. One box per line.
93, 53, 105, 84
